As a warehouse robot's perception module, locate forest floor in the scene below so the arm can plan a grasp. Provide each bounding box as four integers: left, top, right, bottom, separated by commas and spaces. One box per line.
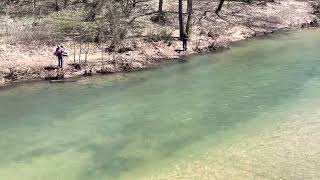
0, 0, 318, 87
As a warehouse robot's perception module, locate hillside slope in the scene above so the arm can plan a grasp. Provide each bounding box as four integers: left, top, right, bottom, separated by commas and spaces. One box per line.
0, 0, 317, 86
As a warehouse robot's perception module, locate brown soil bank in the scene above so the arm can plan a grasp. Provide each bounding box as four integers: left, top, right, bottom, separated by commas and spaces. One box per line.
0, 0, 318, 87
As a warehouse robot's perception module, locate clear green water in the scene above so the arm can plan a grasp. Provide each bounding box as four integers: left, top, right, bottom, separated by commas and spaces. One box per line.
1, 30, 320, 179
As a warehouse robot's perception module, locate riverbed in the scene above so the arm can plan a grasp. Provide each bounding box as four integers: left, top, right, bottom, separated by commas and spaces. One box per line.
0, 30, 320, 179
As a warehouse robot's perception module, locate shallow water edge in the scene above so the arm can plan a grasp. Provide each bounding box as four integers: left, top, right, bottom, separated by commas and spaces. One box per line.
0, 27, 316, 91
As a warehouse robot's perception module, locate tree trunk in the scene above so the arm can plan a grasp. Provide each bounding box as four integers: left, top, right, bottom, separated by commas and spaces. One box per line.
132, 0, 136, 7
54, 0, 60, 11
215, 0, 225, 14
79, 42, 82, 64
84, 43, 89, 63
32, 0, 37, 24
32, 0, 36, 14
158, 0, 163, 17
101, 43, 104, 62
178, 0, 184, 38
186, 0, 192, 35
73, 37, 76, 63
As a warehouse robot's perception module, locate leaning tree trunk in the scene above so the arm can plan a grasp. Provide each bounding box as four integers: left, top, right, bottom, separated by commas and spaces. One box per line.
178, 0, 184, 38
215, 0, 225, 14
186, 0, 193, 35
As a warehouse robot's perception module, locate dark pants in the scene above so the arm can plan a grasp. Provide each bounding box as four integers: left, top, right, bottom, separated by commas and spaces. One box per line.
58, 56, 63, 68
183, 40, 187, 51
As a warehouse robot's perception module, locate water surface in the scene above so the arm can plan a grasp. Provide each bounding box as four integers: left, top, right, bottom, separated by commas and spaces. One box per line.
1, 30, 320, 179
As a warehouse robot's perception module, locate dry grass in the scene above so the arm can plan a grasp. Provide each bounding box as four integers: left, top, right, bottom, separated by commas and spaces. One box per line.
0, 0, 316, 85
0, 17, 56, 45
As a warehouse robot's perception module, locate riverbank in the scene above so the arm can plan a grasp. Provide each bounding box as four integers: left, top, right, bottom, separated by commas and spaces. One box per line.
1, 29, 320, 179
0, 0, 318, 87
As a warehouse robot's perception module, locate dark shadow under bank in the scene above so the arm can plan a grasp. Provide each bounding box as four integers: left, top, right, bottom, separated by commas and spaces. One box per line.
0, 27, 317, 92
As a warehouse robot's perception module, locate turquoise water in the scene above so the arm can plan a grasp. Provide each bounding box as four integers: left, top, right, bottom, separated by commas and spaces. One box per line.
1, 30, 320, 179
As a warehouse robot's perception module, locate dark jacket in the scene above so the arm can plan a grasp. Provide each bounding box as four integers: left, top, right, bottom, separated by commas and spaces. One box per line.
54, 47, 67, 57
181, 33, 188, 42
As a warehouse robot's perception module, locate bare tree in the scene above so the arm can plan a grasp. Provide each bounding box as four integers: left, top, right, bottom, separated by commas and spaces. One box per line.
158, 0, 163, 19
32, 0, 36, 14
132, 0, 136, 7
79, 41, 82, 64
73, 36, 76, 63
54, 0, 60, 11
186, 0, 193, 35
178, 0, 184, 38
84, 43, 90, 63
215, 0, 225, 14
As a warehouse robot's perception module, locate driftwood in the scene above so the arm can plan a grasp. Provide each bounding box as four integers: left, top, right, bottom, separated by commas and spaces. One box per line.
50, 79, 78, 83
44, 66, 59, 71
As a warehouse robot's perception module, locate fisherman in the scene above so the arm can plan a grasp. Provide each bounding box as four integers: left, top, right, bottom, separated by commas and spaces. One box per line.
54, 45, 67, 68
181, 32, 188, 51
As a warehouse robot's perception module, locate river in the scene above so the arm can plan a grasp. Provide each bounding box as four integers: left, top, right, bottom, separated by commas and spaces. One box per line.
0, 30, 320, 179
